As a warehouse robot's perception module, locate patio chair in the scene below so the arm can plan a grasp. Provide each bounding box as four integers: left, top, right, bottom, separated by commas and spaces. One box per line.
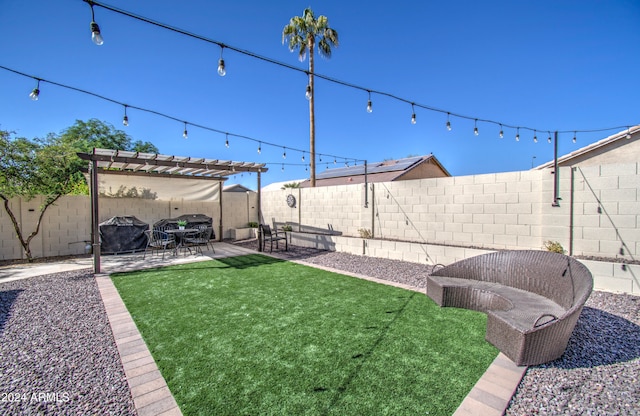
143, 229, 176, 260
183, 225, 213, 255
259, 224, 287, 252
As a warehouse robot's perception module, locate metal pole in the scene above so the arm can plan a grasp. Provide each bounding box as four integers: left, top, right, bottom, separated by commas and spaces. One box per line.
552, 131, 560, 207
90, 158, 101, 274
364, 160, 368, 208
257, 171, 263, 252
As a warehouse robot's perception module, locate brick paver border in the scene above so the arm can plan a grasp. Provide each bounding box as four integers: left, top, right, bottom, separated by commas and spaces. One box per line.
95, 274, 182, 416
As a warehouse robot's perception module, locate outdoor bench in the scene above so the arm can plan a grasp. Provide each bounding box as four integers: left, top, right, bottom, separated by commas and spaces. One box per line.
427, 250, 593, 366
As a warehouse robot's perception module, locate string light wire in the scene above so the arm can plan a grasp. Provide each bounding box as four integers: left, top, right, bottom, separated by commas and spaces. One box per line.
0, 64, 360, 167
80, 0, 638, 137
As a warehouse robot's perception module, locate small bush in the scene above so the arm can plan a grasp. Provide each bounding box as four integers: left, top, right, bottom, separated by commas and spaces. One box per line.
281, 225, 292, 232
358, 228, 373, 239
248, 222, 258, 228
543, 240, 565, 254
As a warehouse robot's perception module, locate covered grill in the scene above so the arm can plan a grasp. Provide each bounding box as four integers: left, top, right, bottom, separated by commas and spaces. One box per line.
99, 216, 149, 254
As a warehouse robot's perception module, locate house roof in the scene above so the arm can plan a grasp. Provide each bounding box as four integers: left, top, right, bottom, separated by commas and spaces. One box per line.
299, 154, 450, 187
223, 184, 255, 193
534, 125, 640, 169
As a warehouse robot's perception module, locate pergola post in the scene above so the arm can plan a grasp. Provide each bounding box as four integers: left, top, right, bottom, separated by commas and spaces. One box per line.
90, 159, 101, 274
257, 170, 263, 252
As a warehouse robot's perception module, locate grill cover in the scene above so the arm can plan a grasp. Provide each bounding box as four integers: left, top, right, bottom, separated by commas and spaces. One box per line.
99, 216, 149, 254
153, 214, 212, 228
153, 214, 215, 239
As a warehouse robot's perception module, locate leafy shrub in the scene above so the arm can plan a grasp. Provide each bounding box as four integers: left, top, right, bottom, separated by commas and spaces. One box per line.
543, 240, 565, 254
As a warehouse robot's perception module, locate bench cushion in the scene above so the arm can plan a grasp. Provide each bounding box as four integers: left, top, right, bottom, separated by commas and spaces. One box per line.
429, 276, 566, 332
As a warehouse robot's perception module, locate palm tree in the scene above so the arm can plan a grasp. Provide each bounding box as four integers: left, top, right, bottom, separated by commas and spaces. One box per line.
282, 8, 338, 187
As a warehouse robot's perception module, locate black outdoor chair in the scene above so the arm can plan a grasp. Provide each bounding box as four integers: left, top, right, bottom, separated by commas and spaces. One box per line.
183, 225, 214, 255
259, 224, 288, 252
143, 229, 176, 260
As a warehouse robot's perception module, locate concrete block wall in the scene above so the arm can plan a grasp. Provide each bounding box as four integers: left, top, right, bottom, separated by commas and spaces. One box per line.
221, 192, 258, 239
571, 163, 639, 261
0, 194, 238, 261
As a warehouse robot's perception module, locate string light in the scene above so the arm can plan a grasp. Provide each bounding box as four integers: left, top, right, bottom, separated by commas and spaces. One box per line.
547, 131, 552, 144
301, 151, 305, 162
282, 147, 287, 159
77, 2, 638, 143
474, 119, 479, 136
29, 79, 40, 101
305, 84, 312, 100
217, 46, 226, 76
573, 131, 577, 143
183, 122, 188, 139
626, 127, 632, 139
515, 127, 520, 142
533, 130, 537, 143
281, 163, 284, 172
446, 113, 452, 131
88, 2, 104, 46
122, 105, 129, 126
499, 124, 504, 138
257, 142, 261, 154
366, 91, 372, 113
225, 133, 229, 148
3, 65, 365, 170
411, 103, 416, 125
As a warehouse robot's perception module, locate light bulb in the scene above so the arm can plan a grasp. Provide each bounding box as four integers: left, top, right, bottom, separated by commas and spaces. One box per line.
90, 22, 104, 45
123, 115, 129, 126
411, 113, 416, 125
29, 88, 39, 101
366, 100, 372, 113
533, 134, 537, 143
499, 126, 504, 138
183, 125, 188, 139
474, 120, 478, 136
302, 153, 305, 162
626, 129, 632, 139
547, 134, 552, 144
446, 120, 451, 131
573, 132, 577, 143
516, 128, 520, 142
282, 149, 287, 159
217, 59, 226, 76
225, 139, 229, 148
257, 143, 261, 154
305, 85, 312, 100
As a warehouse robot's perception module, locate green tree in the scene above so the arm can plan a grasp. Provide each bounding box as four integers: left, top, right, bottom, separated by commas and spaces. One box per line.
58, 118, 158, 154
283, 8, 338, 187
1, 130, 82, 261
0, 120, 159, 262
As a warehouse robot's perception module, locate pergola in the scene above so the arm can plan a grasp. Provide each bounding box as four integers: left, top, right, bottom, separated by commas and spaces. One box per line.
78, 148, 268, 273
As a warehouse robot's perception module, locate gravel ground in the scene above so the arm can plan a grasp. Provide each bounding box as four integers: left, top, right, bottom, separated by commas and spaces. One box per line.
2, 242, 638, 415
236, 240, 640, 415
0, 269, 135, 416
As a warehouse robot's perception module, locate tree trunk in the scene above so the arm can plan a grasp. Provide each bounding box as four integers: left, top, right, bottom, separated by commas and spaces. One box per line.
308, 38, 316, 187
1, 194, 62, 262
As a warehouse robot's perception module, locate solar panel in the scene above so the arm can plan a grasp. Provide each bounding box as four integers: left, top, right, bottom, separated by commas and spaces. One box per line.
316, 156, 424, 179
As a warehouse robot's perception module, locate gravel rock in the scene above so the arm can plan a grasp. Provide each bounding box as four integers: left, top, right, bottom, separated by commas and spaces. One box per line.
0, 270, 135, 415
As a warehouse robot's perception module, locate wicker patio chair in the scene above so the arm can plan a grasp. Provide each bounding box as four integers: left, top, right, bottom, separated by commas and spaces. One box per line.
427, 250, 593, 366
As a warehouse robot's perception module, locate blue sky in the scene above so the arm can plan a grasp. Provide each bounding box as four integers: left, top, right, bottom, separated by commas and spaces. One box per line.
1, 0, 639, 189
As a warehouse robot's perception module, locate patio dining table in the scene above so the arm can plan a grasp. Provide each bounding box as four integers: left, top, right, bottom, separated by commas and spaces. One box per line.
165, 228, 199, 254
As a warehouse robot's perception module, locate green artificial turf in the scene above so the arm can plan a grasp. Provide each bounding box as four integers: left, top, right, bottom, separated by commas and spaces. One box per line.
112, 254, 497, 415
